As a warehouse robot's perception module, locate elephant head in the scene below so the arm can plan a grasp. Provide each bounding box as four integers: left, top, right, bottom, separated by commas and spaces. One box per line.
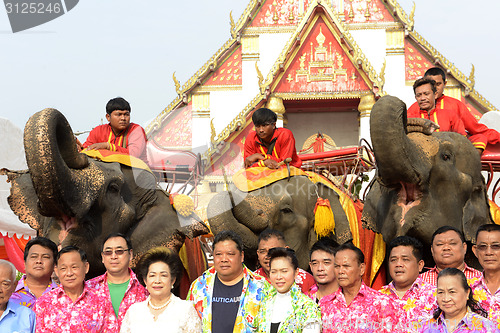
207, 174, 352, 269
2, 109, 209, 277
362, 96, 492, 248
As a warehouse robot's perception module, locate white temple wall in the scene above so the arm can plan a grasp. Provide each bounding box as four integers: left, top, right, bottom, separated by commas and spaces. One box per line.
349, 29, 386, 74
257, 33, 292, 76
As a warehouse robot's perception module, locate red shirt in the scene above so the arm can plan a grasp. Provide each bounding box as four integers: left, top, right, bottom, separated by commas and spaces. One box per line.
419, 264, 481, 286
407, 105, 466, 135
86, 269, 147, 329
83, 123, 148, 163
254, 267, 315, 295
244, 128, 302, 168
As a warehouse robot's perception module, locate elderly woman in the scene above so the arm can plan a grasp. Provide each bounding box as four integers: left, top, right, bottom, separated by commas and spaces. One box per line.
252, 247, 321, 333
120, 247, 201, 333
418, 268, 498, 332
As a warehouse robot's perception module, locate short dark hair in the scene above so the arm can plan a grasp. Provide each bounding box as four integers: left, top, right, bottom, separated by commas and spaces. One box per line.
258, 229, 285, 245
388, 236, 424, 262
268, 247, 298, 270
213, 230, 244, 253
310, 237, 338, 258
252, 108, 277, 126
106, 97, 131, 115
434, 268, 487, 319
24, 237, 58, 262
424, 67, 446, 82
102, 233, 133, 251
137, 247, 183, 290
334, 242, 364, 265
431, 226, 466, 244
475, 224, 500, 241
56, 246, 88, 264
413, 77, 437, 94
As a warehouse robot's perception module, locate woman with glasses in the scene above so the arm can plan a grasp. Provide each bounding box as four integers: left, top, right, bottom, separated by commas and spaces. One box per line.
120, 247, 201, 333
252, 247, 321, 333
417, 268, 499, 332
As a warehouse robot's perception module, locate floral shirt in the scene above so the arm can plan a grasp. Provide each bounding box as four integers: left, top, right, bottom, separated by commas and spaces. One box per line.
252, 283, 321, 333
416, 311, 500, 332
10, 275, 58, 309
307, 283, 338, 302
187, 265, 269, 333
420, 265, 481, 286
254, 267, 316, 295
379, 277, 437, 330
471, 274, 500, 329
86, 269, 147, 328
33, 282, 118, 333
320, 281, 403, 333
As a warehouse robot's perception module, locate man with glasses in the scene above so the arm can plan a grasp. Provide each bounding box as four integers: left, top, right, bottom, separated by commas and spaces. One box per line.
244, 107, 301, 169
87, 233, 146, 329
471, 224, 500, 326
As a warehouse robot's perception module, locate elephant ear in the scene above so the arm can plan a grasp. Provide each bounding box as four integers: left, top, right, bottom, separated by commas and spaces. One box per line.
315, 182, 352, 244
1, 169, 45, 231
462, 184, 493, 244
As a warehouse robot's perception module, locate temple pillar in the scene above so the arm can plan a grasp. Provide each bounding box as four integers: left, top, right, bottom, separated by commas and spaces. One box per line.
358, 93, 376, 144
265, 96, 286, 128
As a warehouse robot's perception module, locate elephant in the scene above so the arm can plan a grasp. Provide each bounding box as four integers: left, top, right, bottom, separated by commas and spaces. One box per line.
1, 109, 209, 277
361, 95, 492, 260
207, 173, 353, 270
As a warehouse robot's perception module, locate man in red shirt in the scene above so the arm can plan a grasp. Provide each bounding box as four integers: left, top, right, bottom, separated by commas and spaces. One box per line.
244, 107, 301, 169
408, 67, 500, 154
407, 77, 466, 135
82, 97, 148, 163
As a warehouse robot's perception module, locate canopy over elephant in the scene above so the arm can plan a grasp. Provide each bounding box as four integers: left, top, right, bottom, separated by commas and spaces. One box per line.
362, 96, 493, 256
1, 109, 209, 277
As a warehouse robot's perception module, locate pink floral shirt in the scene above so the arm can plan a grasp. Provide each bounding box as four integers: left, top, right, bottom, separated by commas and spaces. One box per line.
470, 274, 500, 329
379, 277, 437, 330
33, 282, 118, 333
420, 265, 481, 285
320, 281, 403, 333
10, 275, 58, 309
86, 269, 147, 328
254, 267, 315, 294
307, 283, 338, 302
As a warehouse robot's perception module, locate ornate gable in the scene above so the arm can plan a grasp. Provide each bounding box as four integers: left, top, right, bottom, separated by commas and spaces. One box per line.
203, 46, 242, 87
342, 0, 395, 23
405, 39, 433, 81
149, 103, 192, 149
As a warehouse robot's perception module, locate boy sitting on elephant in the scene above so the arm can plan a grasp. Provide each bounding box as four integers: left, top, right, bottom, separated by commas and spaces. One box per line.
244, 107, 301, 169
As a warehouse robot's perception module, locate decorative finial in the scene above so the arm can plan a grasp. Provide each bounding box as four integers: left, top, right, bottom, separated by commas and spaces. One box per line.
348, 3, 354, 19
469, 64, 475, 90
364, 2, 371, 19
173, 72, 181, 95
316, 26, 326, 47
255, 61, 264, 93
380, 59, 386, 88
210, 118, 217, 146
408, 2, 415, 31
230, 11, 236, 39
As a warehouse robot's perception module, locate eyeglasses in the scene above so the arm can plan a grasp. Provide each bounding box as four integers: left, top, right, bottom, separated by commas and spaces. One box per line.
476, 244, 500, 252
102, 248, 130, 256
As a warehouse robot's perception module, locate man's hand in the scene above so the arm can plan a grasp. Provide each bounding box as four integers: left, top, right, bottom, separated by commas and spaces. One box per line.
86, 142, 110, 151
245, 153, 266, 168
263, 159, 279, 169
75, 137, 83, 151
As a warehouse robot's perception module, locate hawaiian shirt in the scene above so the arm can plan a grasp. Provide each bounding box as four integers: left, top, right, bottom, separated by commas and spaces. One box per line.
9, 275, 58, 309
86, 269, 147, 328
420, 265, 481, 286
416, 310, 500, 332
471, 274, 500, 329
307, 283, 338, 302
187, 265, 269, 333
254, 267, 315, 295
320, 281, 403, 333
379, 277, 437, 330
33, 282, 118, 333
252, 283, 321, 332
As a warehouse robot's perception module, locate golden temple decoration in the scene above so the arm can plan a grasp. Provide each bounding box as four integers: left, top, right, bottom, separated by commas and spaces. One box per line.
364, 2, 371, 19
379, 59, 386, 89
210, 118, 217, 146
469, 64, 475, 90
173, 72, 181, 95
348, 3, 354, 19
265, 96, 286, 120
408, 2, 415, 31
358, 93, 376, 118
255, 61, 265, 93
230, 11, 236, 38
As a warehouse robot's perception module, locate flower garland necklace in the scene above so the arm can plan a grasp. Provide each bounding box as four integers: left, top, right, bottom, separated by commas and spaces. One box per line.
148, 294, 172, 310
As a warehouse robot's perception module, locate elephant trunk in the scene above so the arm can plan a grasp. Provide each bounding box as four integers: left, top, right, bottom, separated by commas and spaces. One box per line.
24, 108, 89, 217
370, 96, 424, 186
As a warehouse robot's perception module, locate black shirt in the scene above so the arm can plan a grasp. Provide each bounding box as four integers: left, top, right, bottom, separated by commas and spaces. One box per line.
211, 274, 244, 333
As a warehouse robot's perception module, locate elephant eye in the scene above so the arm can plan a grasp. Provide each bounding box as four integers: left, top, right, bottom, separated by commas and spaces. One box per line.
108, 183, 120, 194
441, 153, 451, 161
281, 207, 293, 214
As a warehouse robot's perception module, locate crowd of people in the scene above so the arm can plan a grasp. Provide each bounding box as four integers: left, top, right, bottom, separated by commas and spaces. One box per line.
1, 224, 500, 332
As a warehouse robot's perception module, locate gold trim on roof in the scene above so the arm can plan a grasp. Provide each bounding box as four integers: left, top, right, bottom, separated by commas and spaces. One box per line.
344, 22, 402, 30
274, 91, 369, 100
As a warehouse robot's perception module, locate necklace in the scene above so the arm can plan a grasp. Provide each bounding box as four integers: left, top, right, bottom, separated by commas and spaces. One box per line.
148, 295, 172, 310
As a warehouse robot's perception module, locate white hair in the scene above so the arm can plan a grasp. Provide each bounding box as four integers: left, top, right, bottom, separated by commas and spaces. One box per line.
0, 259, 17, 282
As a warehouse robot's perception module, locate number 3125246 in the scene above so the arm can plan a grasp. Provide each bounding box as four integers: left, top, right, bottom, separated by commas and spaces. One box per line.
5, 2, 62, 14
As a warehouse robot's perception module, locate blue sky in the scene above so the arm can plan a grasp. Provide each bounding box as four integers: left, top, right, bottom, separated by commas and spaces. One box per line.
0, 0, 498, 138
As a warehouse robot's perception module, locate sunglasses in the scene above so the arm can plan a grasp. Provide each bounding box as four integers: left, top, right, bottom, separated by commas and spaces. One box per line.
102, 248, 130, 256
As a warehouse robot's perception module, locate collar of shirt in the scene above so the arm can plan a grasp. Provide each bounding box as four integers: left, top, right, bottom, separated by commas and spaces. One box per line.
15, 274, 57, 293
254, 128, 280, 146
54, 282, 92, 303
437, 310, 475, 331
387, 276, 424, 296
330, 280, 368, 305
471, 273, 500, 296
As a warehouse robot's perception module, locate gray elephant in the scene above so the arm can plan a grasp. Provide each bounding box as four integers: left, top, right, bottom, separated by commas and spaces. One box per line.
1, 109, 209, 277
207, 174, 352, 269
362, 96, 492, 251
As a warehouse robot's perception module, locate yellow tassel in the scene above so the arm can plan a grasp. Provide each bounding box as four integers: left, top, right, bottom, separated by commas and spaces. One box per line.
170, 194, 195, 217
314, 198, 335, 238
